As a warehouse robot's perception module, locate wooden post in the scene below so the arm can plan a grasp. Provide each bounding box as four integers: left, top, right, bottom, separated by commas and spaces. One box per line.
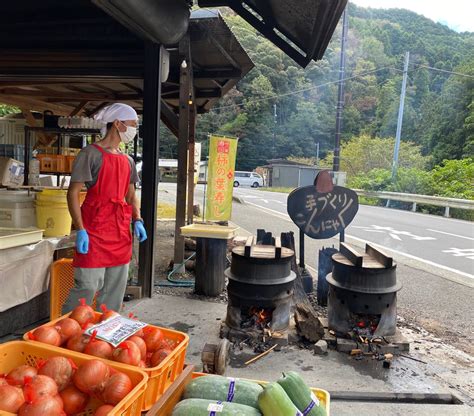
138, 42, 163, 297
195, 237, 227, 296
173, 37, 190, 273
187, 104, 196, 225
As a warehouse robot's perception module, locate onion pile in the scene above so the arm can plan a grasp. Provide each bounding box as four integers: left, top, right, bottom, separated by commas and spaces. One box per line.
0, 356, 135, 414
29, 302, 177, 370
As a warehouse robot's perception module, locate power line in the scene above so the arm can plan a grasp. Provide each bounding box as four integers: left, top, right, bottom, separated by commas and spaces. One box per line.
412, 64, 474, 79
210, 65, 397, 112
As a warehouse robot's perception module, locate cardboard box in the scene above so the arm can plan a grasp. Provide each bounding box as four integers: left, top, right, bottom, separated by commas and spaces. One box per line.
0, 157, 24, 187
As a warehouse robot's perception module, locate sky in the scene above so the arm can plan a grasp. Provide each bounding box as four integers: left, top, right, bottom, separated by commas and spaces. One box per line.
351, 0, 473, 32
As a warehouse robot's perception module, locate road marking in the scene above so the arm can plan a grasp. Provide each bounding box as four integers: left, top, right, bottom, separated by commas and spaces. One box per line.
442, 248, 474, 259
242, 200, 474, 287
427, 229, 474, 241
351, 225, 436, 241
345, 235, 474, 287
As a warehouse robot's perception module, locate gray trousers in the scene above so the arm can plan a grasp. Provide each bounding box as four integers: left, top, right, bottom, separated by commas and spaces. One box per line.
62, 264, 129, 314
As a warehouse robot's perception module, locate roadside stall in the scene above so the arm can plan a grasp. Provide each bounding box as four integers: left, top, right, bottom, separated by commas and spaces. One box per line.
0, 0, 348, 415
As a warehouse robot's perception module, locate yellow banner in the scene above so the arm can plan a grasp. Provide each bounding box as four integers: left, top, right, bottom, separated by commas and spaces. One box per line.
205, 135, 238, 221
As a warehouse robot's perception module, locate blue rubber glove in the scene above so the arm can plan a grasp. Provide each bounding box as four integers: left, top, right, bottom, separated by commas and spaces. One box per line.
76, 229, 89, 254
134, 220, 147, 243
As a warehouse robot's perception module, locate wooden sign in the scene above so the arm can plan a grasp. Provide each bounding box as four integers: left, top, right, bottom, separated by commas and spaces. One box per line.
287, 172, 359, 239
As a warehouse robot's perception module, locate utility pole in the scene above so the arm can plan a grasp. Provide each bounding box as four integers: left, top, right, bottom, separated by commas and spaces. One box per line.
273, 103, 277, 157
315, 142, 320, 167
392, 51, 410, 179
333, 8, 348, 172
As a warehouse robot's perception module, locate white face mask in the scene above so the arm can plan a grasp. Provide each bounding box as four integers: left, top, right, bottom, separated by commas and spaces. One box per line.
119, 123, 137, 144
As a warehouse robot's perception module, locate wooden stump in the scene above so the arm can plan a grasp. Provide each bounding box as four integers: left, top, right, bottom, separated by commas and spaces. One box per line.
195, 237, 227, 296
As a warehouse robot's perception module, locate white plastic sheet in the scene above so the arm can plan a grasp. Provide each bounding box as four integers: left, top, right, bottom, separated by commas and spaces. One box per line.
0, 239, 58, 312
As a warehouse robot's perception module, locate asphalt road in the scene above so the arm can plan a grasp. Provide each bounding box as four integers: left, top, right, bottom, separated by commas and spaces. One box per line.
232, 186, 474, 281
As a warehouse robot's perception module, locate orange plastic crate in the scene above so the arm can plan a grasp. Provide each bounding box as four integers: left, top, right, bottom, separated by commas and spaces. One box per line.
66, 155, 75, 173
50, 259, 97, 319
25, 312, 189, 412
0, 341, 148, 416
37, 154, 67, 173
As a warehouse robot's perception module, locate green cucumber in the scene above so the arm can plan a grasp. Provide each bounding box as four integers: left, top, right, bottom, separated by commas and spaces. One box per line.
172, 398, 262, 416
258, 382, 303, 416
183, 375, 263, 409
277, 372, 326, 416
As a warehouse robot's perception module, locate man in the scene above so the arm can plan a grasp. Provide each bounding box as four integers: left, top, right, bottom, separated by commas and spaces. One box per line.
64, 103, 147, 313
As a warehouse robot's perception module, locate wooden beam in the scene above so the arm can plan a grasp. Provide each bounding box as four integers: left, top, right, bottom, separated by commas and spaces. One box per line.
121, 82, 143, 94
160, 99, 179, 138
69, 101, 89, 116
0, 88, 141, 101
164, 89, 221, 100
174, 36, 191, 273
0, 95, 72, 115
86, 102, 109, 117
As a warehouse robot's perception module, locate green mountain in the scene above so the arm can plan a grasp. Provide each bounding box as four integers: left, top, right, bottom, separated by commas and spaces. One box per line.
160, 4, 474, 171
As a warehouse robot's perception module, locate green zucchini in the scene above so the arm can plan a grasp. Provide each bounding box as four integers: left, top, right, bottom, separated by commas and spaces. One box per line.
258, 382, 303, 416
183, 375, 263, 409
172, 398, 262, 416
277, 372, 326, 416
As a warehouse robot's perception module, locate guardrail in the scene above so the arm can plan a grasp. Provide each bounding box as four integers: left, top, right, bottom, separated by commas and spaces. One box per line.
354, 189, 474, 217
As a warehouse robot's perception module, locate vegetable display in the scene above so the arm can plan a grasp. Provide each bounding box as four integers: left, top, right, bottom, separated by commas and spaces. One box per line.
173, 372, 327, 416
172, 398, 262, 416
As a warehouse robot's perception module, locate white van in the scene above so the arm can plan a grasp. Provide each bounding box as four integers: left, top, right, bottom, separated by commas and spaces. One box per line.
233, 171, 264, 187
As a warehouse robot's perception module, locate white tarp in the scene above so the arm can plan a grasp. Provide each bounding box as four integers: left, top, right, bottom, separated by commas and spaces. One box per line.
0, 239, 57, 312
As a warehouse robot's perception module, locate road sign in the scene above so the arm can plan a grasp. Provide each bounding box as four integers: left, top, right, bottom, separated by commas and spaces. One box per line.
287, 185, 359, 239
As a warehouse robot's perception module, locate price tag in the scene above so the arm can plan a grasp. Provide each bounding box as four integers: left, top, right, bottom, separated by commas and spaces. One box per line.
84, 315, 147, 347
207, 403, 224, 413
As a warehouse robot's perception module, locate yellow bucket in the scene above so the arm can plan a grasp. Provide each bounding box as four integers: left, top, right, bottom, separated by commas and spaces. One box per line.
35, 189, 72, 237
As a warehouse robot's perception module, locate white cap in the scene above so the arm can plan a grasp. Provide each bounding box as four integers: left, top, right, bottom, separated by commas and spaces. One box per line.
94, 103, 138, 136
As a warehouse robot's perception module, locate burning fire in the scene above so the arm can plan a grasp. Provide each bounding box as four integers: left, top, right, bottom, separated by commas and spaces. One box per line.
250, 308, 272, 326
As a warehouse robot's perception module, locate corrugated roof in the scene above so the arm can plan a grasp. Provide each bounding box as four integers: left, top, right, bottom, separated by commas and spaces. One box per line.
198, 0, 347, 67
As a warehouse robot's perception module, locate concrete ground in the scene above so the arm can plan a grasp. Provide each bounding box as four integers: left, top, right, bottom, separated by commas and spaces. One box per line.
123, 295, 473, 415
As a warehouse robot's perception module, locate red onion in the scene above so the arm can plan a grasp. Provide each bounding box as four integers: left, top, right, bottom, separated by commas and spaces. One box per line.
55, 318, 82, 344
29, 326, 61, 346
6, 365, 37, 386
84, 331, 113, 360
73, 360, 110, 395
142, 326, 164, 352
100, 372, 133, 405
38, 357, 76, 391
70, 298, 95, 326
59, 385, 89, 415
150, 348, 172, 367
94, 404, 114, 416
127, 335, 147, 360
66, 333, 89, 353
112, 341, 141, 366
23, 375, 58, 401
0, 384, 25, 413
99, 304, 119, 321
18, 394, 64, 416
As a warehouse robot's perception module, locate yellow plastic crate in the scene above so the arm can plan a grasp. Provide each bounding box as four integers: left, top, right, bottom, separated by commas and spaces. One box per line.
25, 312, 189, 412
148, 369, 330, 415
0, 341, 148, 416
49, 258, 96, 319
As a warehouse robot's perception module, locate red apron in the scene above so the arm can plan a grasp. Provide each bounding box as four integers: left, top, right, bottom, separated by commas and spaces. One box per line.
73, 144, 132, 268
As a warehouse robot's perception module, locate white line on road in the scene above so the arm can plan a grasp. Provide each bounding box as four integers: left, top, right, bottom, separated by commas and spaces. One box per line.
427, 229, 474, 241
243, 200, 474, 287
345, 235, 474, 287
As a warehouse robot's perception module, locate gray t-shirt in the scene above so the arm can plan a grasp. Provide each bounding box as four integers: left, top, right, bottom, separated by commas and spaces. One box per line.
71, 145, 139, 189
